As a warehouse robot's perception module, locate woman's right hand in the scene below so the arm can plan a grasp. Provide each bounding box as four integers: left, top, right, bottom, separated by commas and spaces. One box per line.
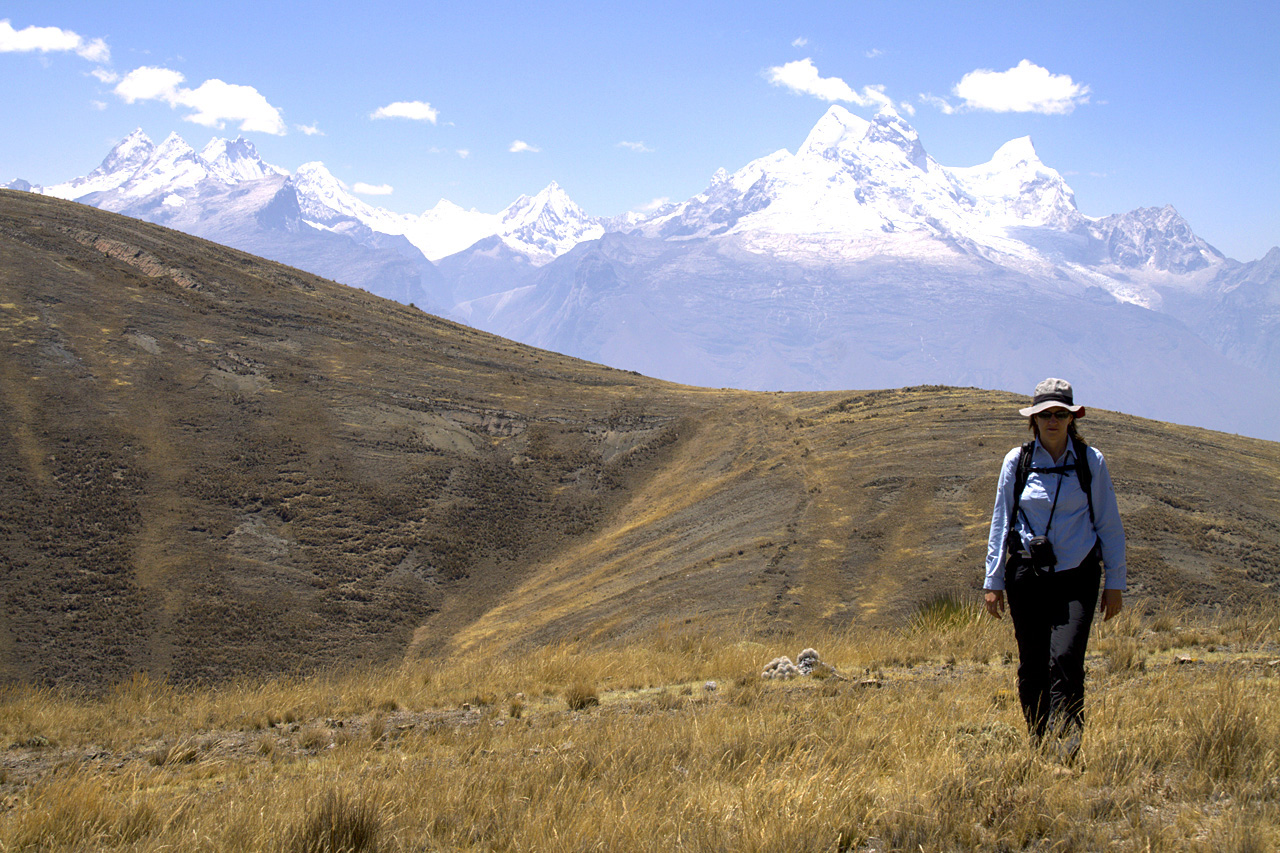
984, 590, 1005, 619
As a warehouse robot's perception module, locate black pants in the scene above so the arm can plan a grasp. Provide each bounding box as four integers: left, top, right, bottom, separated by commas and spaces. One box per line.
1006, 546, 1102, 744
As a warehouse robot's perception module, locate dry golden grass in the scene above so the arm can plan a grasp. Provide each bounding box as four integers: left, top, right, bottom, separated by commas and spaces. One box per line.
1, 601, 1278, 852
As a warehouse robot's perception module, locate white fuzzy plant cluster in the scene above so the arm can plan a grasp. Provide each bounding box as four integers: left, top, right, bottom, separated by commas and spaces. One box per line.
761, 648, 824, 680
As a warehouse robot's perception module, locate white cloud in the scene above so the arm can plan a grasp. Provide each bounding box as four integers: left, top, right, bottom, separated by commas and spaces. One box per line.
114, 65, 286, 134
457, 149, 470, 159
637, 197, 671, 212
296, 123, 323, 136
0, 19, 110, 63
951, 60, 1090, 114
617, 140, 653, 153
114, 66, 186, 103
91, 68, 118, 84
371, 100, 438, 122
180, 79, 287, 132
353, 182, 393, 196
865, 48, 885, 59
766, 58, 893, 109
791, 37, 808, 48
918, 93, 957, 115
509, 140, 540, 153
77, 38, 108, 63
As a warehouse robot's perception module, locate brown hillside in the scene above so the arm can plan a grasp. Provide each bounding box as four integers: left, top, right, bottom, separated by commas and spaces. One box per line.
2, 189, 1278, 687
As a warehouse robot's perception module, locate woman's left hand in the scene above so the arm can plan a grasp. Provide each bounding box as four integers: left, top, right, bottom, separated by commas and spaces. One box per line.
1100, 588, 1123, 621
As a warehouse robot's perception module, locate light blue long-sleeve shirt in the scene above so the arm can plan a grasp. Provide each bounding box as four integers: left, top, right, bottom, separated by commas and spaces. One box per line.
984, 438, 1127, 591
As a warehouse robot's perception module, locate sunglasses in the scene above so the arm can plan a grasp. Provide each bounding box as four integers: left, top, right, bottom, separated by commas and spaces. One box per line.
1035, 410, 1073, 422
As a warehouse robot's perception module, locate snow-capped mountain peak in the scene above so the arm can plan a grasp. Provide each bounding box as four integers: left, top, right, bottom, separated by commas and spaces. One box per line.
501, 181, 574, 225
796, 105, 931, 174
153, 131, 197, 161
42, 128, 156, 200
947, 136, 1079, 229
798, 105, 873, 159
863, 108, 931, 172
201, 136, 288, 184
1088, 204, 1224, 272
288, 161, 381, 225
497, 182, 603, 264
115, 132, 211, 200
100, 128, 156, 176
642, 105, 963, 247
990, 136, 1040, 167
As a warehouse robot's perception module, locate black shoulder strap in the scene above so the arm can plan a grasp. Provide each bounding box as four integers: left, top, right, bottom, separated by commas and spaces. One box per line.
1072, 436, 1095, 527
1007, 440, 1036, 537
1008, 438, 1095, 535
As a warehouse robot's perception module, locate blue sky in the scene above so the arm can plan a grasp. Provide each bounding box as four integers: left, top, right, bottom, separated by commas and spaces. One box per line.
3, 0, 1277, 261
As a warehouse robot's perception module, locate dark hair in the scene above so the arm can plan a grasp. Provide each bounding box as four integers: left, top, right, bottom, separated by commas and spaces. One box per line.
1027, 415, 1086, 445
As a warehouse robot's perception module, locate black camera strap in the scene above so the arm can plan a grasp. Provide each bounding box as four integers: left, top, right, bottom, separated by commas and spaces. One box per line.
1018, 463, 1066, 537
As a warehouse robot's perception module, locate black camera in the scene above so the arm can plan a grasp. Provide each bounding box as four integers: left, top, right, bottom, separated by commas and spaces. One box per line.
1026, 535, 1057, 571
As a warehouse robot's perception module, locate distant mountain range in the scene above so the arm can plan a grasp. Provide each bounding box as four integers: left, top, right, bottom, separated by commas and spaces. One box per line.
12, 106, 1279, 439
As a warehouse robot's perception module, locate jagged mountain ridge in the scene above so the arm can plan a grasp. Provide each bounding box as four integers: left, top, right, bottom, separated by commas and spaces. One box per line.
36, 130, 601, 266
14, 109, 1279, 438
444, 107, 1278, 439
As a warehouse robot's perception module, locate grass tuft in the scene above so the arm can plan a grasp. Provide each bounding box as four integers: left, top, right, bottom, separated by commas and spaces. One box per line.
564, 683, 599, 711
287, 790, 381, 853
1186, 677, 1267, 783
906, 590, 982, 633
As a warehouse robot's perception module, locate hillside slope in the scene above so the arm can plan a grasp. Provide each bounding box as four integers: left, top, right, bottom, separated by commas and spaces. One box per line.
2, 190, 1277, 687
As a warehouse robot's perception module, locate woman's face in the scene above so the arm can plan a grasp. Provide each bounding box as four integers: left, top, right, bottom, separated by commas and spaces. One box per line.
1035, 407, 1073, 440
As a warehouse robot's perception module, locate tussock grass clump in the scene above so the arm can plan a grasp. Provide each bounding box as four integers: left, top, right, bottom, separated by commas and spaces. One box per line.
463, 691, 497, 708
907, 590, 982, 633
367, 715, 387, 744
564, 683, 599, 711
1097, 635, 1147, 673
1185, 677, 1270, 784
297, 725, 332, 750
287, 790, 381, 853
147, 738, 198, 767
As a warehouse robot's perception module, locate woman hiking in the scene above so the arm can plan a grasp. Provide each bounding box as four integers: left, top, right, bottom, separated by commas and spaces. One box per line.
983, 378, 1126, 762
